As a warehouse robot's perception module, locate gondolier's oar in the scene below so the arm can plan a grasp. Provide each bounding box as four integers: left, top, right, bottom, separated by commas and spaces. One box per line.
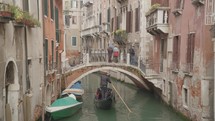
111, 83, 132, 113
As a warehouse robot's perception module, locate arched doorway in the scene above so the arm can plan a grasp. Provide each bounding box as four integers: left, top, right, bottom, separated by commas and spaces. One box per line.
4, 61, 19, 121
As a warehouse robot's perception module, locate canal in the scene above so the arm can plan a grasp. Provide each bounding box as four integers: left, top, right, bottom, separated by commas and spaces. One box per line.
57, 73, 189, 121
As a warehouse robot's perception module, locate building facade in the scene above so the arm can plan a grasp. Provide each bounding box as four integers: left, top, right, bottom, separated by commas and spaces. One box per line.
43, 0, 64, 116
0, 0, 43, 121
63, 0, 83, 68
146, 0, 214, 120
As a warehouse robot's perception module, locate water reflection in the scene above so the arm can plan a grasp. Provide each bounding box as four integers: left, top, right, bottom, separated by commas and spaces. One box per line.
57, 73, 188, 121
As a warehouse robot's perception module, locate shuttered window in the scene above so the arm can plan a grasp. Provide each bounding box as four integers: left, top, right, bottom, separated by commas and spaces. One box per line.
44, 0, 48, 16
172, 36, 181, 69
50, 0, 54, 20
135, 7, 140, 32
111, 18, 114, 32
45, 39, 48, 70
99, 13, 102, 25
51, 40, 54, 66
126, 11, 132, 33
23, 0, 29, 12
55, 7, 60, 43
130, 11, 133, 33
107, 8, 110, 23
186, 33, 195, 70
176, 0, 184, 9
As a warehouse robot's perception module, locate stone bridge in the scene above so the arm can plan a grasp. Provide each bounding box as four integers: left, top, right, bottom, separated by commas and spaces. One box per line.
62, 62, 156, 91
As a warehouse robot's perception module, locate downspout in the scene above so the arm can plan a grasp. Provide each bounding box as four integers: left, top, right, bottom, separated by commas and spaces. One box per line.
24, 27, 30, 92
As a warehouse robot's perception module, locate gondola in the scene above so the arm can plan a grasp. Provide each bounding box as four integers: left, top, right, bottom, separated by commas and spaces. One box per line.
94, 87, 115, 109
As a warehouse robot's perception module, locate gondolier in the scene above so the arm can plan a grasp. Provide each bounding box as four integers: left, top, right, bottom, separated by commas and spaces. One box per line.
100, 71, 111, 99
94, 71, 115, 109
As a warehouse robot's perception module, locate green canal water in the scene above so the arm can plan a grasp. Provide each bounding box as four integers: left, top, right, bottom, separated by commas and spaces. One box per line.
57, 73, 189, 121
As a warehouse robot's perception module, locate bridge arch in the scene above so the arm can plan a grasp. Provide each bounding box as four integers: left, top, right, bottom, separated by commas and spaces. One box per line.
63, 63, 152, 90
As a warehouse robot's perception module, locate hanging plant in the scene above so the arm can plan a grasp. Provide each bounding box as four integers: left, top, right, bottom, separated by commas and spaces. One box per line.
112, 29, 128, 41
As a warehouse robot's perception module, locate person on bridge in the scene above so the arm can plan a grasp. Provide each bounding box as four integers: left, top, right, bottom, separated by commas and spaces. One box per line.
107, 44, 113, 63
113, 45, 119, 63
100, 71, 111, 99
129, 45, 136, 65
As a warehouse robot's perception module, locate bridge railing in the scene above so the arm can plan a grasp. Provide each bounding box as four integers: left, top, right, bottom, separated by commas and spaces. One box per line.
62, 51, 161, 76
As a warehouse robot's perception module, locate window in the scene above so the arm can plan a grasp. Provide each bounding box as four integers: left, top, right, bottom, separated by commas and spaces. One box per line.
186, 33, 195, 71
44, 0, 48, 16
111, 18, 114, 32
65, 15, 71, 27
80, 0, 83, 8
72, 37, 77, 46
72, 16, 77, 24
126, 11, 132, 33
135, 7, 140, 32
65, 1, 69, 10
55, 7, 60, 43
45, 39, 48, 70
71, 0, 78, 8
183, 87, 188, 107
37, 0, 40, 19
51, 40, 54, 65
107, 8, 110, 23
99, 13, 102, 25
172, 36, 181, 69
176, 0, 184, 9
23, 0, 29, 12
50, 0, 54, 20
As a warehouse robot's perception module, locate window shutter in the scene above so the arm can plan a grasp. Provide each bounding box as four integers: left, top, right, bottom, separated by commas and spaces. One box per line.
44, 0, 48, 16
51, 0, 54, 20
130, 11, 133, 33
126, 11, 129, 33
111, 18, 114, 32
135, 8, 138, 32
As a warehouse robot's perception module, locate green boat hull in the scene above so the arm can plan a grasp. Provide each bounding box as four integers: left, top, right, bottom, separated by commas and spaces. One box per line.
51, 103, 82, 120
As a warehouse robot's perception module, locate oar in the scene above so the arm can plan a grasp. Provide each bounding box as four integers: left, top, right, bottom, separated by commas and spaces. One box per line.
111, 83, 132, 113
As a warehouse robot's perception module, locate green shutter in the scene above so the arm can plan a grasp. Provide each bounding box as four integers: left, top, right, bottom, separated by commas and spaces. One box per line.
45, 39, 48, 70
55, 7, 59, 43
44, 0, 48, 16
51, 0, 54, 19
52, 41, 54, 65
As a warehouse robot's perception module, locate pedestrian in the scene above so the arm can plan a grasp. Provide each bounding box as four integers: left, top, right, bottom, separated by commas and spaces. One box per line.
107, 45, 113, 63
129, 45, 135, 65
113, 45, 119, 63
100, 71, 111, 99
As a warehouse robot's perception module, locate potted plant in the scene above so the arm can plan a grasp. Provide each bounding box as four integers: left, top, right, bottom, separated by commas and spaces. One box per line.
10, 5, 40, 27
113, 29, 128, 42
10, 5, 24, 26
0, 2, 13, 20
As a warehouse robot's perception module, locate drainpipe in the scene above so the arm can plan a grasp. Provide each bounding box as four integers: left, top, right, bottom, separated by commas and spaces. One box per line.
24, 27, 31, 92
41, 1, 45, 121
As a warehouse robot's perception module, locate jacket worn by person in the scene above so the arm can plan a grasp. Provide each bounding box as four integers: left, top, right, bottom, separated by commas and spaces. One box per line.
100, 74, 111, 87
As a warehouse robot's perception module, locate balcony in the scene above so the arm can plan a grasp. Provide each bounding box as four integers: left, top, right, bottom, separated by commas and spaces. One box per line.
146, 7, 170, 35
83, 0, 93, 7
116, 0, 127, 4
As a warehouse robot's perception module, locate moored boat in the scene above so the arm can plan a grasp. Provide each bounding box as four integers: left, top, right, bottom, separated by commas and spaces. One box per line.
45, 94, 83, 120
61, 81, 84, 101
94, 87, 115, 109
